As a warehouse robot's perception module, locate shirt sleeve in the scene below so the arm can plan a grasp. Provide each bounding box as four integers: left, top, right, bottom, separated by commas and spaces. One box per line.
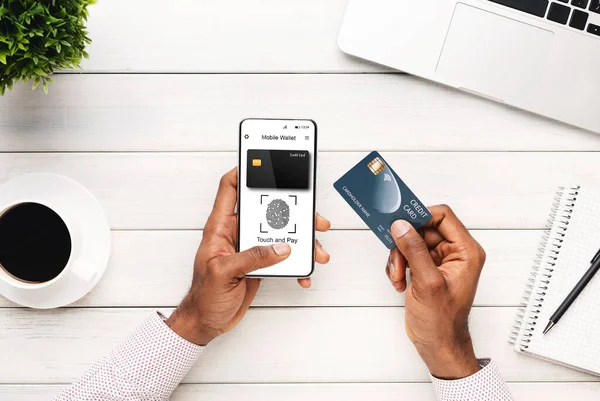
431, 358, 514, 401
52, 312, 204, 401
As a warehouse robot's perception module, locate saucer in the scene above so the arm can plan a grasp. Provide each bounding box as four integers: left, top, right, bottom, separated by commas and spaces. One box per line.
0, 174, 111, 308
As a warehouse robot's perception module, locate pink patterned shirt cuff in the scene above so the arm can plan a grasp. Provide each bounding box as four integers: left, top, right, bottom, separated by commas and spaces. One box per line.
431, 358, 514, 401
53, 312, 204, 401
54, 313, 513, 401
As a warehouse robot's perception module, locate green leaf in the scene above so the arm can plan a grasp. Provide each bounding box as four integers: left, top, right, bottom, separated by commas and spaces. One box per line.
30, 4, 44, 15
0, 0, 95, 94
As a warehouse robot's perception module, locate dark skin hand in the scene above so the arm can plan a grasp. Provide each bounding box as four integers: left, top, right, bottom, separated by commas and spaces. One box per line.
385, 205, 486, 380
167, 168, 331, 345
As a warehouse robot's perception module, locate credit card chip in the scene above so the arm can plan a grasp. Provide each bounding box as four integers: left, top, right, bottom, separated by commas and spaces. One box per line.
368, 157, 386, 175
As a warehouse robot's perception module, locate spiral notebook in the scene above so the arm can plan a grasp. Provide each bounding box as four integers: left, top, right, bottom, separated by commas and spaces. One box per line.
510, 186, 600, 375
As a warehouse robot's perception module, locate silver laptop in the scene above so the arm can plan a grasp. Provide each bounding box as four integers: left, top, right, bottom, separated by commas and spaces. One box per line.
338, 0, 600, 134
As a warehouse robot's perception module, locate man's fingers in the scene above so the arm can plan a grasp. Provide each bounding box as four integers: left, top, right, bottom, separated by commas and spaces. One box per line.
423, 205, 471, 244
422, 228, 446, 266
422, 228, 445, 249
239, 278, 260, 313
389, 248, 407, 292
211, 168, 239, 216
220, 243, 291, 277
297, 239, 329, 289
297, 278, 311, 288
391, 220, 444, 286
315, 240, 330, 265
316, 213, 331, 232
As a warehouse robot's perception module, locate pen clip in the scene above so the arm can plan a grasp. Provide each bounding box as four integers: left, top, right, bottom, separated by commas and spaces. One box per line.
592, 248, 600, 264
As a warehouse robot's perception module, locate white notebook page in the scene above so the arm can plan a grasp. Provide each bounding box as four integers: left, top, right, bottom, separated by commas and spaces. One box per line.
524, 188, 600, 374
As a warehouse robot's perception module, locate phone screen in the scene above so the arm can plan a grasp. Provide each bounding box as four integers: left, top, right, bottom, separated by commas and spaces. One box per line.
238, 119, 317, 277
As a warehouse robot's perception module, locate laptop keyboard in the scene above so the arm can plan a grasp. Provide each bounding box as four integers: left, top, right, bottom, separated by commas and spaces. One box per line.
487, 0, 600, 36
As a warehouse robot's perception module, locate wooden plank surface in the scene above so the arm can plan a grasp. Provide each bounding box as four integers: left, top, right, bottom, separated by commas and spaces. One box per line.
0, 307, 596, 384
0, 230, 538, 308
80, 0, 376, 73
1, 152, 597, 230
2, 74, 597, 152
1, 0, 597, 395
3, 383, 600, 401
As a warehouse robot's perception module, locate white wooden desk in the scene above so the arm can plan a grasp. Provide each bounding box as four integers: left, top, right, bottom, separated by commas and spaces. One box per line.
2, 1, 600, 399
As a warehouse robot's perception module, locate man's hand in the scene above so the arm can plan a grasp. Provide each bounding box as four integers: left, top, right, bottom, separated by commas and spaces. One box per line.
167, 168, 331, 345
386, 205, 485, 380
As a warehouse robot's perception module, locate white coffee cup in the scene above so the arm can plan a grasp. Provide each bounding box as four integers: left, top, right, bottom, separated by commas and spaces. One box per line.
0, 174, 111, 309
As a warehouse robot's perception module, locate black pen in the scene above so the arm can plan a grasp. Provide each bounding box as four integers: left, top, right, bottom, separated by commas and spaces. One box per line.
544, 246, 600, 334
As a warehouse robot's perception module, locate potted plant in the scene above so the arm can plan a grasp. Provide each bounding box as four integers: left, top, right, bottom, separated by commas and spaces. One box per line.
0, 0, 95, 95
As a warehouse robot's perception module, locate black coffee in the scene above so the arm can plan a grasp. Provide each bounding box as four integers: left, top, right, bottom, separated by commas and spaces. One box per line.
0, 203, 72, 283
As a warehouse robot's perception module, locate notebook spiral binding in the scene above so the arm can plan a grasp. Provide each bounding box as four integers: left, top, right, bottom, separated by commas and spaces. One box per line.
509, 186, 580, 350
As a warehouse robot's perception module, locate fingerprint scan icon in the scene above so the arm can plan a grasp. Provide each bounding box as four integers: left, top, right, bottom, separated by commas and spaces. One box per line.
266, 199, 290, 229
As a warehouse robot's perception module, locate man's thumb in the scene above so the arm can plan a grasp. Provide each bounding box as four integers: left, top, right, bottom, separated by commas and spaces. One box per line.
391, 220, 442, 285
223, 243, 291, 277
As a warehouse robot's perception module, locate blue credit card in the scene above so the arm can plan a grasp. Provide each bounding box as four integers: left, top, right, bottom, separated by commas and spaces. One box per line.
333, 151, 432, 249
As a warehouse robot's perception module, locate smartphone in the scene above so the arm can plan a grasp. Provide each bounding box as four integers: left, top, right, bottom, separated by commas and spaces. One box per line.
238, 118, 318, 278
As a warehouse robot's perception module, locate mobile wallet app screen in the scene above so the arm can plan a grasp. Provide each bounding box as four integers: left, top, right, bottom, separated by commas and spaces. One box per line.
239, 119, 316, 277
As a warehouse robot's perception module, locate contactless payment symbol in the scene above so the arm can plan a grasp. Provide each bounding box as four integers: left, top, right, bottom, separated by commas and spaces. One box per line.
368, 155, 402, 214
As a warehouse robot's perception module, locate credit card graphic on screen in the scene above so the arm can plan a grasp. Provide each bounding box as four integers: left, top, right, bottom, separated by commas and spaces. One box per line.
246, 149, 310, 189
